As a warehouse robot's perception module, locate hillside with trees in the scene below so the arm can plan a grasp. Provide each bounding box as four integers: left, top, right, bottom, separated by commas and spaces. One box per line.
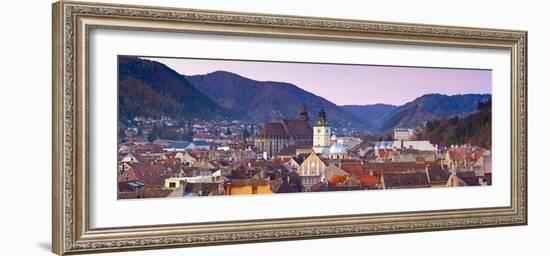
185, 70, 364, 129
118, 56, 230, 121
416, 99, 492, 149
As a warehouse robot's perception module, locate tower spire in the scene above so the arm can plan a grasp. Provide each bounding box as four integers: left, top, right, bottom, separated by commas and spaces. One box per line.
298, 102, 310, 121
316, 108, 328, 126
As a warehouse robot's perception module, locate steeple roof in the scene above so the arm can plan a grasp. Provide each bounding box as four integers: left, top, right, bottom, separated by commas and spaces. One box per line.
258, 105, 313, 137
298, 103, 310, 121
315, 108, 329, 126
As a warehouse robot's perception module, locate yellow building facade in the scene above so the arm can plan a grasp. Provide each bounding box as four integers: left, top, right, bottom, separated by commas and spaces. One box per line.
227, 181, 273, 195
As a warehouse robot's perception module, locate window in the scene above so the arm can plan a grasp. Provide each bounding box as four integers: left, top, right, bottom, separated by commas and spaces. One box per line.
169, 182, 176, 188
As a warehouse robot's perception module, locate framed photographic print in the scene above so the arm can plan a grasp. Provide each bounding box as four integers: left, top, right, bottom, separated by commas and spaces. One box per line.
52, 1, 527, 255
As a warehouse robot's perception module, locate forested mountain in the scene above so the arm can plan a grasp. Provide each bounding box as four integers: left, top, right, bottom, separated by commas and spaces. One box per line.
417, 99, 492, 149
118, 57, 491, 135
341, 104, 397, 130
343, 94, 490, 132
185, 71, 364, 128
373, 93, 491, 132
118, 56, 229, 121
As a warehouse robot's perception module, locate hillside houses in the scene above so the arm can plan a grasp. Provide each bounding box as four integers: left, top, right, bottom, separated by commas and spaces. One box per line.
118, 115, 492, 199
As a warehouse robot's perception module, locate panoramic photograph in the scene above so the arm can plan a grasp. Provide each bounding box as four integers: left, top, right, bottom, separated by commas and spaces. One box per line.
117, 56, 492, 199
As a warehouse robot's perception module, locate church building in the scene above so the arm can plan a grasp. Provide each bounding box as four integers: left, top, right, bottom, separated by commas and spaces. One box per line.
254, 104, 313, 158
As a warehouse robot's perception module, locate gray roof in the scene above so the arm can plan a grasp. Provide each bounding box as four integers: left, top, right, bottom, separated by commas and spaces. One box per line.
457, 171, 480, 186
164, 141, 190, 149
427, 165, 451, 183
191, 141, 210, 146
383, 172, 430, 189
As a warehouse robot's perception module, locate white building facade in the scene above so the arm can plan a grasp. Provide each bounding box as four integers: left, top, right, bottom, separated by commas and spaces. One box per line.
394, 128, 414, 141
313, 108, 331, 154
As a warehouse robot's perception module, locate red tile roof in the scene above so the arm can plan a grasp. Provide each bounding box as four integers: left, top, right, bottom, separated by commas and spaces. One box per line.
118, 188, 172, 199
448, 146, 470, 160
468, 149, 485, 162
129, 162, 176, 187
163, 158, 181, 164
378, 149, 390, 158
118, 165, 138, 183
258, 123, 286, 136
329, 175, 348, 186
356, 175, 377, 187
281, 119, 313, 136
340, 162, 364, 176
258, 119, 312, 137
364, 162, 427, 175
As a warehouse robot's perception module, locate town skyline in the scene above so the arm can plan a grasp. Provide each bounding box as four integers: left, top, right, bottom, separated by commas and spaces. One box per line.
143, 56, 492, 106
117, 56, 492, 199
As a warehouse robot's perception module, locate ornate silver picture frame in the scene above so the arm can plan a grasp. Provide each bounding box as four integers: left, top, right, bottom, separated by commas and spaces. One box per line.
52, 1, 527, 255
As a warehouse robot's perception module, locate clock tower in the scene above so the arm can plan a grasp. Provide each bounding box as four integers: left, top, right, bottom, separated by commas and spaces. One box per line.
313, 108, 331, 154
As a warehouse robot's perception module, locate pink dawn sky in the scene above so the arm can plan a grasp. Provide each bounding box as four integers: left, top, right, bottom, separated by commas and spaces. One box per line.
144, 56, 492, 106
